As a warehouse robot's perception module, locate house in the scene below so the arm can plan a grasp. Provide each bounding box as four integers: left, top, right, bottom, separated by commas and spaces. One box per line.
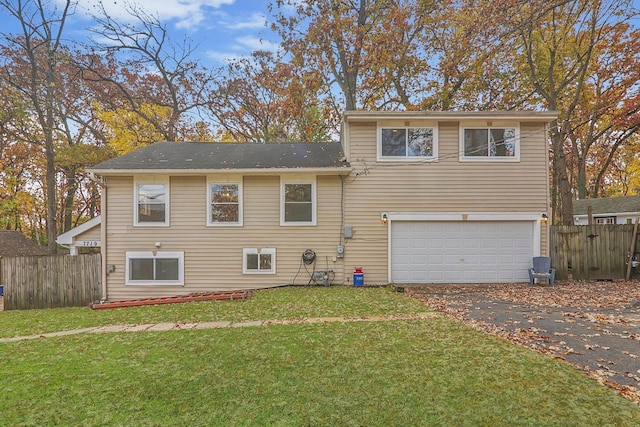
56, 216, 102, 255
573, 195, 640, 225
0, 231, 49, 295
71, 110, 558, 301
0, 231, 49, 257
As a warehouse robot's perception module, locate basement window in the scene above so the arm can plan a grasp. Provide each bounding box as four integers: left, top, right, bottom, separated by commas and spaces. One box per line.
125, 251, 184, 285
243, 248, 276, 274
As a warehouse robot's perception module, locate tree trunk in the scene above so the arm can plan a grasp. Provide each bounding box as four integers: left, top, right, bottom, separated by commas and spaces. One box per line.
63, 172, 78, 232
550, 122, 574, 225
45, 140, 57, 253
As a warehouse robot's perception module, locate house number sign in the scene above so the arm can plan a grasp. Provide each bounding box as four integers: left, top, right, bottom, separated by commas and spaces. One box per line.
77, 240, 101, 247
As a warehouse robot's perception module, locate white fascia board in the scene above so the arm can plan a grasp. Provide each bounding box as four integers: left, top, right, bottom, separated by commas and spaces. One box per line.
386, 212, 543, 221
89, 167, 352, 176
56, 215, 102, 244
343, 110, 560, 123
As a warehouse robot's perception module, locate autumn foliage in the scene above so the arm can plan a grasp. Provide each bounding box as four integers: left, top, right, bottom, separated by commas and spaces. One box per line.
0, 0, 639, 242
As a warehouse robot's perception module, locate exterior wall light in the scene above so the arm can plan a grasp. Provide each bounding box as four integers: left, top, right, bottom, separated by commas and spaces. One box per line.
541, 213, 549, 222
381, 213, 388, 223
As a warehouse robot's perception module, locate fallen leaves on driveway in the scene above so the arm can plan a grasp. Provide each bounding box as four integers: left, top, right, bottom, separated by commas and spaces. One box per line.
478, 280, 640, 308
407, 280, 640, 405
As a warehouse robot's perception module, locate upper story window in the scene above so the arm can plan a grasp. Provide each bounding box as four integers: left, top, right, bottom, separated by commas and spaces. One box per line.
281, 177, 316, 226
461, 125, 519, 161
135, 180, 169, 226
379, 127, 437, 161
207, 178, 242, 226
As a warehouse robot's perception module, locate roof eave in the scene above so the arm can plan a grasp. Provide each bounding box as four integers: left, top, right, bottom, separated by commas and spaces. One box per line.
89, 167, 353, 176
342, 110, 561, 123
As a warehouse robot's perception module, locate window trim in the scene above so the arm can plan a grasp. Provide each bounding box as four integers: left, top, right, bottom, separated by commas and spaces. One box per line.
133, 178, 170, 227
242, 248, 276, 275
594, 216, 616, 225
459, 122, 520, 162
377, 124, 438, 162
206, 176, 243, 227
125, 251, 184, 286
280, 176, 317, 226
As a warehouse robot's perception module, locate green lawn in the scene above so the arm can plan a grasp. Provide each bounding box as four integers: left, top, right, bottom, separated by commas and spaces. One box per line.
1, 287, 639, 426
0, 286, 420, 338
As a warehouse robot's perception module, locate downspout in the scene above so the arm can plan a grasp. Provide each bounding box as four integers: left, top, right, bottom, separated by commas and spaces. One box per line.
89, 172, 108, 302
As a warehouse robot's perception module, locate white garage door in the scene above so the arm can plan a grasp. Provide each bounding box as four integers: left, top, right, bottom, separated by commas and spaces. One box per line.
391, 221, 534, 283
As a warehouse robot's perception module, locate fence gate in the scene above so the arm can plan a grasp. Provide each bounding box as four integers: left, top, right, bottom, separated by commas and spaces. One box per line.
0, 254, 101, 310
550, 224, 640, 280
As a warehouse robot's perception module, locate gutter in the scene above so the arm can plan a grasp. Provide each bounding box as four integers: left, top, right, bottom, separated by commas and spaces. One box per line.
343, 110, 561, 123
88, 167, 353, 177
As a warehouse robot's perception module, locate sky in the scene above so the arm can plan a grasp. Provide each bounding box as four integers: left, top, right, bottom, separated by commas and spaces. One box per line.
1, 0, 282, 68
79, 0, 282, 65
2, 0, 640, 69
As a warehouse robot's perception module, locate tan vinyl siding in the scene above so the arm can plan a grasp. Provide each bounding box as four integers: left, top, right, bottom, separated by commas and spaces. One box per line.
104, 175, 344, 300
75, 224, 101, 241
341, 121, 551, 285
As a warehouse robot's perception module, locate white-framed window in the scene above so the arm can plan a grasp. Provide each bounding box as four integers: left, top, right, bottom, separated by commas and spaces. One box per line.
378, 126, 437, 161
281, 177, 316, 226
134, 179, 169, 226
207, 177, 242, 226
125, 251, 184, 286
460, 124, 519, 161
243, 248, 276, 274
595, 216, 616, 225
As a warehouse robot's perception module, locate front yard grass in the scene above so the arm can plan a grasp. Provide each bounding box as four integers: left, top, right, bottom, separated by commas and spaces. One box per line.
0, 286, 423, 338
1, 287, 639, 426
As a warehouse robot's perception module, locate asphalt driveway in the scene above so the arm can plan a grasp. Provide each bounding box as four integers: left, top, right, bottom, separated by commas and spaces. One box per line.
407, 281, 640, 404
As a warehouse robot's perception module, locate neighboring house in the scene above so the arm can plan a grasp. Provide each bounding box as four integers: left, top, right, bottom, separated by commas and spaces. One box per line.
72, 110, 557, 301
56, 216, 102, 255
0, 231, 49, 292
0, 231, 49, 257
573, 195, 640, 225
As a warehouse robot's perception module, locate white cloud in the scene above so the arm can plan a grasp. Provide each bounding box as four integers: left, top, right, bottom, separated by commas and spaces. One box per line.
205, 50, 246, 64
72, 0, 236, 24
205, 36, 279, 64
234, 36, 279, 52
224, 12, 267, 30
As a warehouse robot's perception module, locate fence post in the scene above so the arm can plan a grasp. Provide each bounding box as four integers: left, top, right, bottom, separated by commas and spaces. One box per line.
626, 218, 639, 281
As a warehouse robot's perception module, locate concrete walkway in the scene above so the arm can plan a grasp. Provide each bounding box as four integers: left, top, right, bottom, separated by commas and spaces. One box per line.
0, 312, 438, 343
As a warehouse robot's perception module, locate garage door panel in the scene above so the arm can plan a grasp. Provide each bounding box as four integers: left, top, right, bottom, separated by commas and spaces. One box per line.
391, 221, 534, 284
480, 254, 498, 264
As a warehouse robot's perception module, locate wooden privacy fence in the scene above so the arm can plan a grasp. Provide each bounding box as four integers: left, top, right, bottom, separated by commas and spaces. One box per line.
0, 254, 101, 310
550, 224, 640, 281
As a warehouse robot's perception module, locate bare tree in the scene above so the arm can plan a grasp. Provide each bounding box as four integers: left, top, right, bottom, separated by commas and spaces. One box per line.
0, 0, 76, 251
81, 1, 216, 142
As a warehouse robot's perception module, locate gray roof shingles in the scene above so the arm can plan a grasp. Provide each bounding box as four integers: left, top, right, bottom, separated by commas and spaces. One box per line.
0, 231, 49, 257
91, 142, 350, 172
573, 195, 640, 215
